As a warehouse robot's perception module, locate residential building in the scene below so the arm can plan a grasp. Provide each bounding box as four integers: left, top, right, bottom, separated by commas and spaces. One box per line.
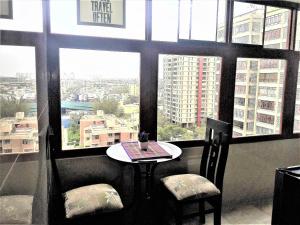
0, 112, 38, 154
79, 110, 137, 148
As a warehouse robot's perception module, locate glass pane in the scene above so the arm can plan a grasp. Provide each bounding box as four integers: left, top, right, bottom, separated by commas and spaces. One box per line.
217, 0, 226, 42
0, 0, 43, 32
60, 48, 140, 150
294, 63, 300, 132
264, 7, 291, 50
157, 55, 221, 141
294, 11, 300, 51
0, 46, 39, 154
0, 0, 12, 18
179, 0, 226, 42
232, 2, 264, 45
152, 0, 179, 42
50, 0, 145, 40
233, 58, 286, 137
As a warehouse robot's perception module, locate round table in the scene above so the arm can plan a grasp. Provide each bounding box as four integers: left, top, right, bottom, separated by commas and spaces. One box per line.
106, 141, 182, 199
106, 141, 182, 163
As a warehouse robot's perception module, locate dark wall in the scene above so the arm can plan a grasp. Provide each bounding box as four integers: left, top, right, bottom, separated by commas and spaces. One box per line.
55, 139, 300, 206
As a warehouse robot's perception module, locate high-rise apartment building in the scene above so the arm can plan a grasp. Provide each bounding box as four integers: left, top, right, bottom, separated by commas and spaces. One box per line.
162, 56, 219, 128
162, 7, 292, 138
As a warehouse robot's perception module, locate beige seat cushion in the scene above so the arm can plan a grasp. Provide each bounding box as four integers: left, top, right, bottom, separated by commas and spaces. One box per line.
161, 174, 220, 201
64, 183, 123, 219
0, 195, 33, 224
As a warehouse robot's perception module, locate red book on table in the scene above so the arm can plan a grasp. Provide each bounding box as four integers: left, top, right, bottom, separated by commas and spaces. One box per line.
121, 141, 172, 161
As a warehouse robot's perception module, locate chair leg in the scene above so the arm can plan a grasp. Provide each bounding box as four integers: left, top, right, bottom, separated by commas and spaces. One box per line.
213, 199, 222, 225
199, 201, 206, 224
175, 202, 183, 225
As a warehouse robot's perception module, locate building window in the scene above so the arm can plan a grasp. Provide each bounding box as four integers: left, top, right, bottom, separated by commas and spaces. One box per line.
233, 58, 286, 137
22, 139, 32, 145
60, 48, 140, 150
0, 46, 39, 155
157, 55, 221, 141
4, 149, 12, 153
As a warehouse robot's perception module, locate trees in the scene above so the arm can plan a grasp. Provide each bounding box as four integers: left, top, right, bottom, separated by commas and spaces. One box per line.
157, 111, 206, 141
93, 98, 125, 118
0, 98, 29, 118
67, 120, 80, 146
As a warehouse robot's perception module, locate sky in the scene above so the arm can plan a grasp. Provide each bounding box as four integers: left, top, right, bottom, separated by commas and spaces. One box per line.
0, 46, 36, 78
0, 0, 268, 80
60, 48, 140, 80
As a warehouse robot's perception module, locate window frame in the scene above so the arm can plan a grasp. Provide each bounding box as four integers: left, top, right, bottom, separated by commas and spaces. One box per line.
1, 0, 300, 160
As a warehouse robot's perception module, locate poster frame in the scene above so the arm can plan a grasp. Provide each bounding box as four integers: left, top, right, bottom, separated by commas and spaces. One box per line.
77, 0, 126, 28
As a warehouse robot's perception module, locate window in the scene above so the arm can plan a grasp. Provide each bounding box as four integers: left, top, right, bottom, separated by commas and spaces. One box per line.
264, 7, 291, 50
0, 0, 43, 32
233, 2, 264, 45
60, 48, 140, 150
179, 0, 226, 42
0, 46, 39, 154
295, 11, 300, 51
264, 29, 281, 41
0, 0, 12, 19
50, 0, 145, 40
157, 55, 221, 141
152, 0, 178, 42
233, 58, 286, 137
258, 100, 275, 111
233, 3, 291, 49
294, 63, 300, 132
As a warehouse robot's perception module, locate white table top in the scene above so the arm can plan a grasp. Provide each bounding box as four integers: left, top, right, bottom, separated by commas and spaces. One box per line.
106, 141, 182, 163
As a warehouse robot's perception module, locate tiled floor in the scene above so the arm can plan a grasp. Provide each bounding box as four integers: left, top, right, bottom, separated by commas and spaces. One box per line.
169, 200, 273, 225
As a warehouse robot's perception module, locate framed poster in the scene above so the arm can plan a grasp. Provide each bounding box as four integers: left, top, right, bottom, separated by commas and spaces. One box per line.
77, 0, 126, 28
0, 0, 13, 19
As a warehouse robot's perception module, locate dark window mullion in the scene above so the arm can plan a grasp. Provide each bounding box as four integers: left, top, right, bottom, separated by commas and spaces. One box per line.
282, 53, 300, 137
218, 51, 237, 124
140, 48, 158, 140
146, 0, 152, 41
226, 0, 234, 43
47, 41, 62, 153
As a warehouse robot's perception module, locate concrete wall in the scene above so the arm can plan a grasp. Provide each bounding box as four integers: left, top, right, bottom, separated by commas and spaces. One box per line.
0, 159, 38, 195
55, 138, 300, 206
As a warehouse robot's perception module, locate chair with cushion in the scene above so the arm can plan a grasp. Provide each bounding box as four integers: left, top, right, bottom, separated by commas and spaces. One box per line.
160, 118, 232, 225
48, 130, 124, 225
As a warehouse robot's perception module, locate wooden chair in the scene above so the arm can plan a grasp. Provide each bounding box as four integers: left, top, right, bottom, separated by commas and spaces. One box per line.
47, 128, 125, 225
160, 118, 232, 225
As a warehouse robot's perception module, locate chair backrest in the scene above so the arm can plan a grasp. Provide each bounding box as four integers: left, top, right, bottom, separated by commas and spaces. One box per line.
200, 118, 232, 192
